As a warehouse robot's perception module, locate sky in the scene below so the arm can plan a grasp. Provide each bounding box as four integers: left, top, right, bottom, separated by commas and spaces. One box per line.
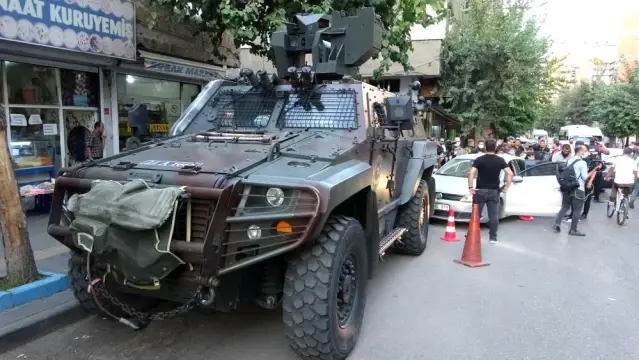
531, 0, 637, 52
412, 0, 639, 47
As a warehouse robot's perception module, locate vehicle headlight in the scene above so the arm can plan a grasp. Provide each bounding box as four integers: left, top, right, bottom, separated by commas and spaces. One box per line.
266, 187, 285, 207
460, 194, 473, 202
247, 225, 262, 240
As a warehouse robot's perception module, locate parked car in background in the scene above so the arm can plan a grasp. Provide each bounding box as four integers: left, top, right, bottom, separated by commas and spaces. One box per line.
432, 154, 563, 223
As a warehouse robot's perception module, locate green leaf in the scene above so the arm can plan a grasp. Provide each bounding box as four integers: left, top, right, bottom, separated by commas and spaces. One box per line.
148, 0, 446, 77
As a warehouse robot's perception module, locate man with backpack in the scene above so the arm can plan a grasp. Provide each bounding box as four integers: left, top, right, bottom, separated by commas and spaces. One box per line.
553, 144, 598, 236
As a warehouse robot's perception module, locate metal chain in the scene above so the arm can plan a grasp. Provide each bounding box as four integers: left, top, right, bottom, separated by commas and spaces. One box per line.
93, 282, 202, 321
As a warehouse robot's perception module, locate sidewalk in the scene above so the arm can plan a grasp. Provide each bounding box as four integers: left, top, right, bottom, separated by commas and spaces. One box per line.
0, 214, 83, 354
0, 214, 70, 276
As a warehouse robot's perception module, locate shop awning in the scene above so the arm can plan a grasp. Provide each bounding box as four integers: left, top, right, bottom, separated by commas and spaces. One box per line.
138, 50, 229, 81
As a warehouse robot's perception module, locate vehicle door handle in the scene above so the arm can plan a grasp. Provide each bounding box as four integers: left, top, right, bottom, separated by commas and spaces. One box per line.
553, 187, 560, 190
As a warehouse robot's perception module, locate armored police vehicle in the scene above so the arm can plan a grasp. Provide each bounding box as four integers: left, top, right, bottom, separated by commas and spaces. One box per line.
47, 7, 438, 359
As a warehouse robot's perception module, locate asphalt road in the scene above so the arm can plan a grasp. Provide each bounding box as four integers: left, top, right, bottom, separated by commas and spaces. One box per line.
5, 199, 639, 360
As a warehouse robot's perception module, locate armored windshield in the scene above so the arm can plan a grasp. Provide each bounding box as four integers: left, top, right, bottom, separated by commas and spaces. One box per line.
171, 82, 359, 135
279, 89, 357, 129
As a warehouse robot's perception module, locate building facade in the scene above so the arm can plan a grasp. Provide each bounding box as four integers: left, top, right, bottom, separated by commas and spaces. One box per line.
1, 0, 238, 186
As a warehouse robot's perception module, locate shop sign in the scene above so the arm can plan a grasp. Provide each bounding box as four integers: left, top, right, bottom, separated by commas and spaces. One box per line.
0, 0, 136, 60
144, 60, 220, 81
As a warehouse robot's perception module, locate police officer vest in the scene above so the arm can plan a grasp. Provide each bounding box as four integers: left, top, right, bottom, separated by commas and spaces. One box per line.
588, 145, 602, 161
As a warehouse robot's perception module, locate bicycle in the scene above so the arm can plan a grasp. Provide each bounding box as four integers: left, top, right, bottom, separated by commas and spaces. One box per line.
606, 189, 630, 226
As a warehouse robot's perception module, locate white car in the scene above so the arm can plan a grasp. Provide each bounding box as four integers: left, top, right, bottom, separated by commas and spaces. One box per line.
432, 153, 563, 223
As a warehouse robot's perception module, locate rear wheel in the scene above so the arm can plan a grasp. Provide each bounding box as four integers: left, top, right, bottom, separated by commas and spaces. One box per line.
606, 200, 615, 218
617, 199, 628, 226
283, 216, 368, 360
395, 180, 430, 255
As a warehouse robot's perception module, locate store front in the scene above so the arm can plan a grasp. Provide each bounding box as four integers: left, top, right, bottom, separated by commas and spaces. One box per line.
115, 73, 202, 151
113, 50, 226, 151
2, 61, 103, 173
0, 0, 135, 194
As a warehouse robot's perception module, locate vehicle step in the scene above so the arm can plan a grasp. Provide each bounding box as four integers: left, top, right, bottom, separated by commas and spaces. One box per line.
378, 227, 407, 257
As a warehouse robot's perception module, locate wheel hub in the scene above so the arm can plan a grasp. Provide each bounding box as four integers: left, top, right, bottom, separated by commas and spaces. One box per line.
337, 254, 357, 327
419, 196, 428, 235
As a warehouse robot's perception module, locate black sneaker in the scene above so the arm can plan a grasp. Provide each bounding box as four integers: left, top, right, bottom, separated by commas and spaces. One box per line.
489, 238, 498, 244
553, 225, 561, 233
580, 214, 587, 220
569, 230, 586, 237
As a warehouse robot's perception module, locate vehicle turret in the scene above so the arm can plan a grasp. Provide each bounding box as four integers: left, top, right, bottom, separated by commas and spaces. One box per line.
270, 7, 383, 83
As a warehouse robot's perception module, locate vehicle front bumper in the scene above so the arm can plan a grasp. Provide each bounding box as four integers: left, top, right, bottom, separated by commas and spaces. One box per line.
432, 199, 489, 223
47, 176, 321, 279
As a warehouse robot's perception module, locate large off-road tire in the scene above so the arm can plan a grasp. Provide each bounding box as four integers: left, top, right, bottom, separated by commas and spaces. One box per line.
395, 179, 430, 255
68, 257, 160, 318
283, 216, 369, 360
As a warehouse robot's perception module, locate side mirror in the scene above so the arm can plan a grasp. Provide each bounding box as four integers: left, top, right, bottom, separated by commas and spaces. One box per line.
512, 175, 524, 183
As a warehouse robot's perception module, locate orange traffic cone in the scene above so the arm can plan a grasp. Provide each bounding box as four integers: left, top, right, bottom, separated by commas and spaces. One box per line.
519, 215, 534, 221
441, 208, 460, 242
454, 203, 490, 268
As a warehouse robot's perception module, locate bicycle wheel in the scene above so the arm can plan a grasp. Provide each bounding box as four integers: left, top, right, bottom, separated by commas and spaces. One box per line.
607, 201, 615, 218
617, 199, 627, 226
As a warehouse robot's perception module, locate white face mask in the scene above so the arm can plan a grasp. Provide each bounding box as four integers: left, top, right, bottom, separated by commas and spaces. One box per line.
478, 144, 485, 149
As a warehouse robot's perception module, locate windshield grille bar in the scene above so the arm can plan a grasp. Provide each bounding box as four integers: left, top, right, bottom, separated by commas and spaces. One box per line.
212, 89, 277, 128
279, 88, 358, 129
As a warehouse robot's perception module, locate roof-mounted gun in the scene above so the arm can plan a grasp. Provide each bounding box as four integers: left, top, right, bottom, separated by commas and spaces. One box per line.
270, 7, 383, 83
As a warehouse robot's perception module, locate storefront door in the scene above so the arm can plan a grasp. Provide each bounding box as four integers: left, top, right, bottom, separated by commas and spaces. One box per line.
64, 110, 98, 166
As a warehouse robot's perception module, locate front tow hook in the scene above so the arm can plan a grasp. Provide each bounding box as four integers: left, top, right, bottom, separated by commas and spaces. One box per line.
200, 287, 216, 306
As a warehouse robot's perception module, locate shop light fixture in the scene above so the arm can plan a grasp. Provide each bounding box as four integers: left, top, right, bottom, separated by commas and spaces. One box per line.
126, 75, 135, 84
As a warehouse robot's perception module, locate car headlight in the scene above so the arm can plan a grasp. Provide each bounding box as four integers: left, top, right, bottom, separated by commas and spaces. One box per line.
460, 194, 473, 202
247, 225, 262, 239
266, 187, 285, 207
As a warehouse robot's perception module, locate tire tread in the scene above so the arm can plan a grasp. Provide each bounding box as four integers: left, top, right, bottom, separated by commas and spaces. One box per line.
283, 216, 363, 360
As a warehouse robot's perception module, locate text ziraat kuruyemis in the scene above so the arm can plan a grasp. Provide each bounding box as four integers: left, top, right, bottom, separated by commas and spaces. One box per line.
0, 0, 134, 39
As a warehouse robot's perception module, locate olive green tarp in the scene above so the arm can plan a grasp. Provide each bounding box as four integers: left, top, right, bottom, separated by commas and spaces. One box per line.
67, 179, 185, 286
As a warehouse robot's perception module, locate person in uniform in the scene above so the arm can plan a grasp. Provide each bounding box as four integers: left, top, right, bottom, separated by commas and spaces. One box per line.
586, 137, 609, 202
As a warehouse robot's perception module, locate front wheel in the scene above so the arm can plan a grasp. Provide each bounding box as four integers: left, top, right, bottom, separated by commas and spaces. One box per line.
394, 180, 430, 255
617, 199, 628, 226
607, 201, 615, 218
283, 216, 368, 360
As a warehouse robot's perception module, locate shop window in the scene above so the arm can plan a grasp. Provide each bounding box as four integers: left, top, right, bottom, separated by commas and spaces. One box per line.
60, 70, 99, 107
8, 108, 60, 169
116, 74, 197, 149
5, 62, 58, 105
181, 83, 201, 112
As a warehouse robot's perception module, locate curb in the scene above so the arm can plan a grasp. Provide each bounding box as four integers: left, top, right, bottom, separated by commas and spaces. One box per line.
0, 297, 87, 354
0, 272, 69, 311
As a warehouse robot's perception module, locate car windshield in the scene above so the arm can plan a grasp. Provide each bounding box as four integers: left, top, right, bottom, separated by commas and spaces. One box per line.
573, 136, 591, 143
437, 158, 474, 177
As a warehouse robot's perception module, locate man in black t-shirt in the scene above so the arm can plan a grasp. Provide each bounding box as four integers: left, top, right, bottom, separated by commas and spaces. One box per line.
468, 139, 514, 243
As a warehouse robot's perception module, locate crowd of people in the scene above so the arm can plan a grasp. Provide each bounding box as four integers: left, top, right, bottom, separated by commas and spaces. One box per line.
450, 134, 639, 239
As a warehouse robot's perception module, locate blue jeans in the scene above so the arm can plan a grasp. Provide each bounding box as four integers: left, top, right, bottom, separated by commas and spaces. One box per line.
473, 189, 500, 240
631, 181, 639, 203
